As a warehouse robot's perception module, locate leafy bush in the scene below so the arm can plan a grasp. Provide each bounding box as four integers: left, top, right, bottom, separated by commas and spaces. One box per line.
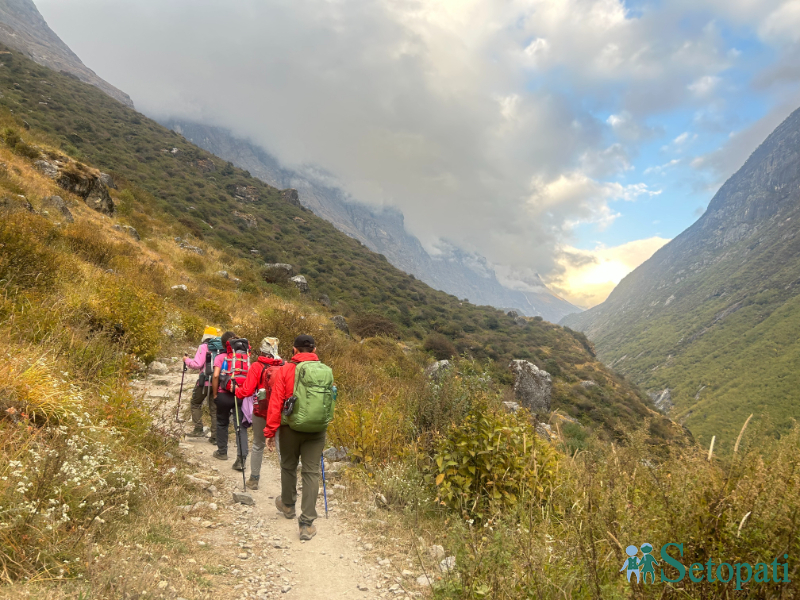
350, 313, 400, 339
428, 406, 560, 520
423, 332, 457, 360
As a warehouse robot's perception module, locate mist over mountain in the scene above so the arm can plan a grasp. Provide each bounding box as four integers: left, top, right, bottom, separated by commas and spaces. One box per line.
562, 105, 800, 447
165, 119, 581, 323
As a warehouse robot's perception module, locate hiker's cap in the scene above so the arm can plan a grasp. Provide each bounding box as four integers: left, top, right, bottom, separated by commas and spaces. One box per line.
259, 337, 280, 358
293, 334, 315, 349
201, 326, 222, 342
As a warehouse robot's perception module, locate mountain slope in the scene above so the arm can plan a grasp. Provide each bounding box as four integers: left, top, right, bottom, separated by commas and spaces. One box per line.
562, 106, 800, 448
165, 119, 581, 323
0, 0, 133, 107
0, 42, 682, 441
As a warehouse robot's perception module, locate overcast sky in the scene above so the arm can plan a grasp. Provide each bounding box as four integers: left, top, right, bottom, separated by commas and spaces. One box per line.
37, 0, 800, 307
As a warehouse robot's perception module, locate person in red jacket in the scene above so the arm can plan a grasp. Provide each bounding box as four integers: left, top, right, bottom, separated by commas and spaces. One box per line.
235, 337, 283, 490
265, 334, 326, 541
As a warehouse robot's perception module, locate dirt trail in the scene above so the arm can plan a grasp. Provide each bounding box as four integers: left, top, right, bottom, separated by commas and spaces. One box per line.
132, 357, 422, 600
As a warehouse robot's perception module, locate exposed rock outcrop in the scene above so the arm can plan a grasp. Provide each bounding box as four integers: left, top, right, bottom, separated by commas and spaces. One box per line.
331, 315, 350, 335
262, 263, 294, 283
281, 188, 301, 207
290, 275, 309, 293
648, 388, 673, 412
509, 360, 551, 413
113, 224, 139, 241
36, 158, 115, 214
233, 210, 257, 229
424, 360, 452, 381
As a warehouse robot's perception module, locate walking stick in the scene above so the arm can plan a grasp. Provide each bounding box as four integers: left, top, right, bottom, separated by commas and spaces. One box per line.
232, 378, 247, 491
321, 455, 328, 518
175, 354, 187, 422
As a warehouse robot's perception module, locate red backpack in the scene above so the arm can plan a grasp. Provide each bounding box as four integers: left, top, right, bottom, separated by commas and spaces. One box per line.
220, 338, 250, 393
254, 360, 283, 418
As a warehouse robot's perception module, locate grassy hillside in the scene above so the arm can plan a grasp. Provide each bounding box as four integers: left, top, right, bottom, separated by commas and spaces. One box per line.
562, 106, 800, 450
0, 43, 680, 440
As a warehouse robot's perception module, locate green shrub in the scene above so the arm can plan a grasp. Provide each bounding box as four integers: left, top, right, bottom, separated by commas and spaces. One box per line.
350, 313, 400, 339
423, 333, 457, 360
428, 406, 560, 520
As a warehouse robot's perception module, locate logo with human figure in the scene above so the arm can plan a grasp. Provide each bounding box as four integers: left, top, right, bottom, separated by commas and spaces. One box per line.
620, 543, 660, 583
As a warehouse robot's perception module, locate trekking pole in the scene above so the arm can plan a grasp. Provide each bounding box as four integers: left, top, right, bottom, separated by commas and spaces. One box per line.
175, 354, 187, 422
232, 379, 247, 491
321, 455, 328, 518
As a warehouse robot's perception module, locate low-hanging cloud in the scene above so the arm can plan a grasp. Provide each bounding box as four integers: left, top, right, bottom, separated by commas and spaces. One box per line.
36, 0, 800, 291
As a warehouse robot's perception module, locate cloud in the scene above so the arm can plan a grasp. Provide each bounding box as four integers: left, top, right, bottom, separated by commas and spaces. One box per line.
34, 0, 800, 286
548, 237, 671, 308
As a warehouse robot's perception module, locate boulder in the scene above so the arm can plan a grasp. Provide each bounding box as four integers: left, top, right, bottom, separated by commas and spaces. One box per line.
319, 294, 331, 308
331, 315, 350, 335
263, 263, 294, 282
34, 159, 59, 179
177, 239, 204, 255
507, 310, 519, 318
196, 159, 216, 173
41, 195, 73, 223
99, 172, 117, 189
535, 422, 555, 442
502, 401, 520, 413
425, 360, 452, 380
216, 270, 229, 279
55, 163, 115, 215
281, 188, 301, 206
149, 361, 169, 375
113, 224, 140, 241
233, 210, 257, 229
290, 275, 309, 293
171, 284, 188, 291
514, 316, 528, 327
323, 446, 349, 462
509, 360, 552, 413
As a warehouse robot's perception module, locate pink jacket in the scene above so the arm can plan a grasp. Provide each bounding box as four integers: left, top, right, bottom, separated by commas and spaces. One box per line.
185, 343, 208, 371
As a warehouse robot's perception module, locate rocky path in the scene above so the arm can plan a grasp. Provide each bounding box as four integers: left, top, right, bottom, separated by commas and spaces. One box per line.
132, 358, 425, 600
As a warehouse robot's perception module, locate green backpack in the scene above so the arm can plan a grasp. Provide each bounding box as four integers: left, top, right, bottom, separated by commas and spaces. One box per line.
282, 361, 335, 432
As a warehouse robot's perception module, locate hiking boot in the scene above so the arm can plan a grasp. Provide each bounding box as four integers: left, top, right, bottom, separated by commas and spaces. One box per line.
246, 477, 259, 491
212, 450, 227, 461
275, 496, 296, 519
232, 457, 244, 471
186, 425, 205, 438
299, 524, 317, 541
208, 436, 216, 445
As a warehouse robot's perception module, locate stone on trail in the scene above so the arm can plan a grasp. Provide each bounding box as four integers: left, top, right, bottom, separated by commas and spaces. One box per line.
416, 575, 431, 587
148, 361, 169, 375
233, 491, 254, 505
439, 556, 456, 572
428, 545, 445, 560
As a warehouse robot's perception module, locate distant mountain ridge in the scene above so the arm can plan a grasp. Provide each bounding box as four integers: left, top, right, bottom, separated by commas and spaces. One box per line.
0, 0, 133, 107
562, 105, 800, 448
166, 119, 581, 323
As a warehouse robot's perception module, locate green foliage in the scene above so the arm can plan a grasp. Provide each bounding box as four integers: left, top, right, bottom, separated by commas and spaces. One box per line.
428, 407, 560, 520
423, 332, 457, 360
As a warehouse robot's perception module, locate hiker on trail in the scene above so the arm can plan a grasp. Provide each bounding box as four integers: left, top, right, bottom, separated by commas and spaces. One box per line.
211, 331, 249, 470
266, 334, 335, 541
235, 337, 284, 490
184, 326, 222, 444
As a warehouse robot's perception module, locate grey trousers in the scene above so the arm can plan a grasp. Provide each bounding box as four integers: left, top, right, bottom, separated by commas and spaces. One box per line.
278, 425, 326, 526
190, 380, 216, 431
250, 415, 266, 480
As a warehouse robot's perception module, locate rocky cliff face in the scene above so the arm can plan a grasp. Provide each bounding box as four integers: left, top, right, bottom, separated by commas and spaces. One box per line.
166, 119, 581, 323
561, 105, 800, 447
0, 0, 133, 107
